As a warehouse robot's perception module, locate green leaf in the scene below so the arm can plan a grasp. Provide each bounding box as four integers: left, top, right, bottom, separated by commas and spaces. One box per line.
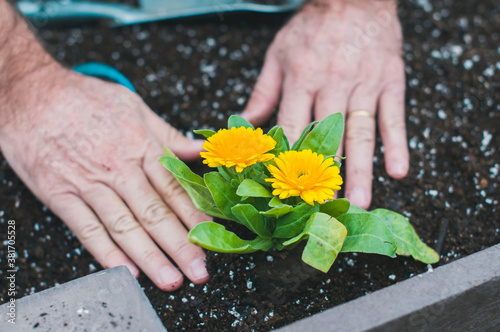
346, 204, 367, 214
320, 198, 350, 218
246, 162, 269, 186
267, 126, 290, 154
292, 121, 318, 150
217, 166, 233, 182
204, 172, 241, 219
228, 115, 254, 129
371, 209, 440, 264
337, 213, 397, 257
193, 129, 216, 138
302, 213, 347, 273
269, 196, 283, 208
159, 157, 225, 219
281, 213, 347, 273
273, 203, 319, 238
259, 205, 293, 218
188, 222, 273, 253
300, 113, 344, 156
236, 179, 272, 198
162, 145, 177, 158
232, 204, 271, 238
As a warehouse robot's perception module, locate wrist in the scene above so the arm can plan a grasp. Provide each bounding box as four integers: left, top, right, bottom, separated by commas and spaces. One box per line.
0, 1, 63, 131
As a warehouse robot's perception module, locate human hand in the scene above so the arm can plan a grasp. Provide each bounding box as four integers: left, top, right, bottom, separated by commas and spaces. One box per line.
0, 65, 210, 291
242, 0, 409, 209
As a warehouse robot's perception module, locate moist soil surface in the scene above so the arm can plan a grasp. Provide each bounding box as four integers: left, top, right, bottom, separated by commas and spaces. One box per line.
1, 0, 499, 331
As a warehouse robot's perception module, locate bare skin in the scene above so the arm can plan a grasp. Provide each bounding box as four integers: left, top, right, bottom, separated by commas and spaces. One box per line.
1, 0, 409, 291
0, 1, 209, 291
242, 0, 409, 209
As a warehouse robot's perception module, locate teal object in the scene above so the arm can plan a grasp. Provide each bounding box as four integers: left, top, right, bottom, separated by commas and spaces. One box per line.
17, 0, 303, 27
73, 62, 136, 92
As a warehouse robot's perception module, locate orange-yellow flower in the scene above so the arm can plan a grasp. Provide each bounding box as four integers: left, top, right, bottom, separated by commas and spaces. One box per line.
265, 150, 343, 205
201, 127, 276, 172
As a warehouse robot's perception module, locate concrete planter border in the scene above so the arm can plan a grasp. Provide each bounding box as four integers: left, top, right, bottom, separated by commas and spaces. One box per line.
278, 244, 500, 332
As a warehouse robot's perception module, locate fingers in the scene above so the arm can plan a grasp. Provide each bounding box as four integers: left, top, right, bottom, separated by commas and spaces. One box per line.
48, 193, 139, 278
344, 87, 378, 209
314, 84, 351, 158
314, 83, 350, 123
110, 168, 209, 287
379, 83, 409, 179
82, 183, 188, 291
277, 77, 315, 145
241, 51, 283, 126
145, 111, 204, 161
143, 147, 210, 230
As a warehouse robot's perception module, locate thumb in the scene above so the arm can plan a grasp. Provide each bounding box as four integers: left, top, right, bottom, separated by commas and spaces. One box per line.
240, 52, 283, 126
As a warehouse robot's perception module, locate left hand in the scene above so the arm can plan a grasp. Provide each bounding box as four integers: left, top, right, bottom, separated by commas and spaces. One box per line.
242, 0, 409, 209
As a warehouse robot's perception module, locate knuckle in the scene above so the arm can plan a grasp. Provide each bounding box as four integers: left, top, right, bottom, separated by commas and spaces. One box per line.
102, 248, 124, 268
141, 200, 173, 228
78, 222, 106, 242
384, 116, 406, 133
346, 126, 375, 145
288, 56, 312, 77
108, 214, 140, 234
170, 239, 194, 259
162, 175, 187, 199
142, 248, 165, 265
183, 207, 207, 225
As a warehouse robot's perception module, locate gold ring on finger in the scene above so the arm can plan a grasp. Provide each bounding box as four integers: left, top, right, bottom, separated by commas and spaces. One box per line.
348, 110, 375, 119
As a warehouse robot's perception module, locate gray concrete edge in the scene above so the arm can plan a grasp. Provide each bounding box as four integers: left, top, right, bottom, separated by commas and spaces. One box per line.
277, 243, 500, 332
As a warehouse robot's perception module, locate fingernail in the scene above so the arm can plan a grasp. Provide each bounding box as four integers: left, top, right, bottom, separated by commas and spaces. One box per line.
391, 160, 407, 177
347, 188, 367, 207
124, 262, 139, 279
189, 257, 209, 282
159, 266, 183, 288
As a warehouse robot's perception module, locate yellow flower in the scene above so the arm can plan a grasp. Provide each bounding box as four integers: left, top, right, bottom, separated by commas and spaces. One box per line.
201, 127, 276, 172
265, 150, 343, 205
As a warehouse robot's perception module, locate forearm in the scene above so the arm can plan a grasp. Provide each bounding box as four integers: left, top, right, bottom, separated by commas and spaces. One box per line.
304, 0, 397, 13
0, 0, 61, 128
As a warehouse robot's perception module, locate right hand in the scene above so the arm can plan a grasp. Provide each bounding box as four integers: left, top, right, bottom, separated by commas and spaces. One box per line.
0, 64, 210, 291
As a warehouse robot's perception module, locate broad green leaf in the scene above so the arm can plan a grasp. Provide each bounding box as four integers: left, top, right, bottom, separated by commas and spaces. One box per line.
371, 209, 440, 264
301, 213, 347, 273
159, 157, 225, 219
193, 129, 216, 138
346, 204, 367, 214
300, 113, 344, 157
337, 213, 397, 257
259, 205, 293, 218
185, 186, 227, 219
320, 198, 350, 218
204, 172, 240, 219
232, 204, 271, 238
188, 222, 273, 253
267, 126, 290, 154
159, 157, 205, 187
292, 121, 318, 150
228, 115, 254, 129
269, 196, 283, 208
273, 203, 319, 238
236, 179, 272, 198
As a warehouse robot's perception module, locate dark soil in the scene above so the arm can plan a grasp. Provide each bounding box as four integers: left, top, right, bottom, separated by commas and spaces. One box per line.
1, 0, 499, 331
